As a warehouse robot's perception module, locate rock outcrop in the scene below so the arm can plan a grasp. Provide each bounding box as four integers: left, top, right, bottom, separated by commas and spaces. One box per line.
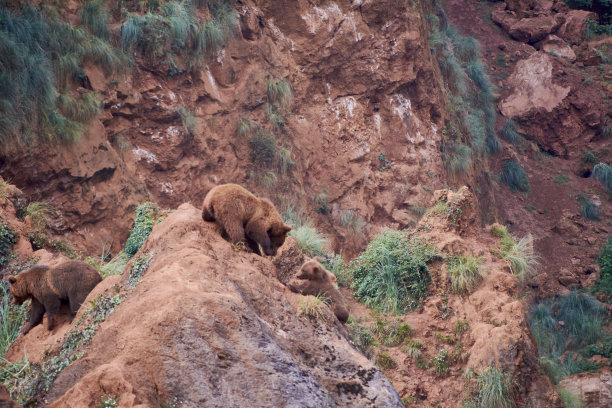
12, 204, 402, 407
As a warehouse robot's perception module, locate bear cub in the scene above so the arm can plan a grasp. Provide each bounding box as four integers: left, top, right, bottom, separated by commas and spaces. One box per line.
202, 183, 291, 256
288, 257, 349, 323
8, 260, 102, 334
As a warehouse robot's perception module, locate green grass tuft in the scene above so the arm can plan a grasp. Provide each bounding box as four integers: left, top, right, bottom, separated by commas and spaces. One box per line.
475, 366, 515, 408
288, 225, 329, 258
297, 292, 329, 321
442, 141, 472, 173
236, 117, 258, 138
177, 106, 197, 136
80, 0, 110, 40
499, 233, 538, 282
339, 210, 366, 234
500, 160, 530, 192
346, 317, 378, 357
592, 163, 612, 194
578, 194, 600, 221
267, 78, 293, 108
499, 119, 522, 145
248, 130, 277, 168
348, 229, 438, 314
57, 92, 102, 123
447, 255, 484, 294
557, 388, 585, 408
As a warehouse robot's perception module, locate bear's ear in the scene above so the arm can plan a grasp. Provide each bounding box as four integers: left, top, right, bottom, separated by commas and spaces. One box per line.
312, 266, 324, 280
282, 224, 292, 234
7, 276, 17, 284
312, 256, 319, 262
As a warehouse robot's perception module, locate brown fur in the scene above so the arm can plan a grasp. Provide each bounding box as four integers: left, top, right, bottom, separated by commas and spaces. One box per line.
288, 258, 349, 323
202, 184, 292, 256
8, 260, 102, 334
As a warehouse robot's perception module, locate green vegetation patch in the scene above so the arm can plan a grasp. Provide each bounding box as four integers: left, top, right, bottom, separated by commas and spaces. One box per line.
592, 163, 612, 194
494, 225, 538, 282
0, 221, 17, 269
593, 237, 612, 301
0, 282, 28, 357
529, 292, 608, 383
0, 4, 125, 145
500, 160, 530, 192
125, 202, 158, 257
578, 194, 600, 221
348, 229, 438, 314
447, 255, 484, 294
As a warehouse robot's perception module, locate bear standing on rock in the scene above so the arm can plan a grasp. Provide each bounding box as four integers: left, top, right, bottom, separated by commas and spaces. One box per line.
8, 260, 102, 335
202, 183, 292, 256
288, 257, 349, 323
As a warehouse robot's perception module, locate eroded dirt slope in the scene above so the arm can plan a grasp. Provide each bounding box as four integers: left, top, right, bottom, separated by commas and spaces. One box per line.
12, 204, 403, 407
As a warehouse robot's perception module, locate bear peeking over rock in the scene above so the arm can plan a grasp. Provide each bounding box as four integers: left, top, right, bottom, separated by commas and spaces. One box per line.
8, 260, 102, 335
288, 257, 349, 323
202, 183, 292, 256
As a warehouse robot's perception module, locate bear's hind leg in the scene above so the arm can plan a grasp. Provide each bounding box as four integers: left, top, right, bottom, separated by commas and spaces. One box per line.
43, 298, 62, 331
223, 219, 246, 244
22, 298, 45, 335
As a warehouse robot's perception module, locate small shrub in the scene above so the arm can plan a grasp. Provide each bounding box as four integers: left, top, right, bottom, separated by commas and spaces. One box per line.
98, 395, 119, 408
57, 92, 102, 123
23, 201, 51, 230
125, 203, 157, 257
476, 366, 515, 408
431, 348, 450, 376
0, 221, 17, 268
347, 317, 377, 356
349, 230, 438, 314
375, 350, 397, 370
127, 254, 151, 287
602, 125, 612, 139
297, 293, 328, 321
448, 255, 484, 294
499, 119, 521, 144
557, 387, 585, 408
500, 160, 530, 192
578, 194, 600, 221
403, 339, 422, 359
0, 282, 28, 357
455, 319, 469, 336
265, 104, 284, 129
499, 233, 538, 282
442, 141, 472, 173
378, 153, 392, 171
594, 237, 612, 300
177, 106, 197, 136
592, 163, 612, 194
314, 191, 330, 215
267, 78, 293, 108
236, 117, 258, 138
80, 1, 110, 40
529, 292, 607, 383
339, 210, 366, 234
288, 225, 329, 258
248, 130, 277, 168
87, 251, 129, 279
277, 146, 294, 174
371, 315, 413, 346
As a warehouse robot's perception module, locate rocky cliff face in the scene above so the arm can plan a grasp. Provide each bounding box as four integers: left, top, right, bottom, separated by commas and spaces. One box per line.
0, 0, 448, 257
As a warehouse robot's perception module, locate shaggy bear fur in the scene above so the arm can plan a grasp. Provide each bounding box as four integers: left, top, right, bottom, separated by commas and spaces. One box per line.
8, 260, 102, 334
288, 258, 349, 323
202, 183, 291, 256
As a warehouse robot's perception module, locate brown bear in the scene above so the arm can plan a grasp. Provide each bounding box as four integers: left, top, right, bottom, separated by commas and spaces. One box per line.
288, 258, 349, 323
202, 183, 292, 256
8, 260, 102, 334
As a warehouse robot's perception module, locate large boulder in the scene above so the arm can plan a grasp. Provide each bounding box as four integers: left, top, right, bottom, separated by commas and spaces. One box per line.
39, 204, 403, 407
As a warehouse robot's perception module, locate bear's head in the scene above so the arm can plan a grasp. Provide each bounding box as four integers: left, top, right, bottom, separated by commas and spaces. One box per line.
266, 222, 292, 256
7, 275, 29, 305
295, 258, 328, 281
